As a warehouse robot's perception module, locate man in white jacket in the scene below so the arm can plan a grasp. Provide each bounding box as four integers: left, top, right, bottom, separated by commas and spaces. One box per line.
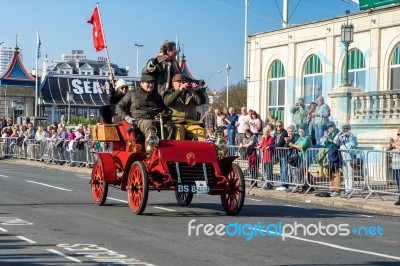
338, 124, 358, 198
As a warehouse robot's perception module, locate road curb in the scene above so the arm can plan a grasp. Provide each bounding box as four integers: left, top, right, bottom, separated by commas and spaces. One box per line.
248, 188, 400, 217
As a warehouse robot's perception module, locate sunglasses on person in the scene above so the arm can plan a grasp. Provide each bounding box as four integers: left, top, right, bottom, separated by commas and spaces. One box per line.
276, 124, 282, 127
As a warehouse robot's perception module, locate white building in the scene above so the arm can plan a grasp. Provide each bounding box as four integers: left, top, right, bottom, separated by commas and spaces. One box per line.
0, 45, 23, 73
247, 4, 400, 148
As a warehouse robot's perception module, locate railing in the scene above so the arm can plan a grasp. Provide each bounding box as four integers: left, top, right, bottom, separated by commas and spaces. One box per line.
1, 138, 399, 202
352, 90, 400, 121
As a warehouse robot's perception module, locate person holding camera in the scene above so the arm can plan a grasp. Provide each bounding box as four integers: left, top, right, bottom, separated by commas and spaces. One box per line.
314, 96, 331, 145
116, 74, 174, 140
162, 74, 207, 140
290, 98, 309, 135
338, 124, 358, 198
142, 41, 182, 93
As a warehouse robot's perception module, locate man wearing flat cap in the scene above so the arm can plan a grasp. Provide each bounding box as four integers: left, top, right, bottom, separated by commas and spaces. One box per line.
338, 124, 358, 198
163, 73, 207, 140
116, 74, 174, 139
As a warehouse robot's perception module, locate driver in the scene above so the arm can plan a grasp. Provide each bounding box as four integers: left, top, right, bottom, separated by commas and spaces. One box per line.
116, 74, 174, 140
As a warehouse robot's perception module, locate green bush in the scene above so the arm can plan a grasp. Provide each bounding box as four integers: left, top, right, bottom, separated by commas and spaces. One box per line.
70, 116, 98, 125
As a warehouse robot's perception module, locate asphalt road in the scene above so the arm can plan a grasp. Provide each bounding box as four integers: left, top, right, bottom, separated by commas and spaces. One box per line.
1, 161, 400, 266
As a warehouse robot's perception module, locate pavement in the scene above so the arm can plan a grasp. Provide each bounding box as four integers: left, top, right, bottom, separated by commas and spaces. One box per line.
2, 158, 400, 217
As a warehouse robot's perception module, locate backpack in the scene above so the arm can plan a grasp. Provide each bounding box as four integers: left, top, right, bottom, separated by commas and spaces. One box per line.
287, 149, 299, 166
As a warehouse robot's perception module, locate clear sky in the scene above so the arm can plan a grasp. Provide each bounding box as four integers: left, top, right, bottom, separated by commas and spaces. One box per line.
0, 0, 360, 91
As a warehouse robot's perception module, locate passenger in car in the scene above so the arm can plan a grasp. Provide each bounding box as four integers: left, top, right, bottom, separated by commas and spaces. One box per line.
162, 74, 207, 140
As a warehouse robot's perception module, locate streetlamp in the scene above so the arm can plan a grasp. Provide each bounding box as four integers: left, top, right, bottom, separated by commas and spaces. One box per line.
134, 43, 143, 77
225, 63, 231, 108
66, 91, 73, 125
341, 10, 354, 86
206, 70, 222, 92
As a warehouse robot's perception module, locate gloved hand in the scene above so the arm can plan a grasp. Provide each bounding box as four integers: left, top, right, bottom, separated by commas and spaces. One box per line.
146, 59, 158, 72
157, 55, 168, 63
125, 116, 137, 126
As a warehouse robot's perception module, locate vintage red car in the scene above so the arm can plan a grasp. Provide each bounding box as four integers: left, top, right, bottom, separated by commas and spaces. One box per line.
90, 116, 245, 215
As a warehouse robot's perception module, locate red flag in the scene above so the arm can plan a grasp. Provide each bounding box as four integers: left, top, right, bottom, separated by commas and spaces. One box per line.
87, 6, 105, 52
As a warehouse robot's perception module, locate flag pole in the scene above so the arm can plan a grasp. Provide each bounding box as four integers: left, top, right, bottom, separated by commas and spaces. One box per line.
35, 29, 39, 117
96, 3, 114, 86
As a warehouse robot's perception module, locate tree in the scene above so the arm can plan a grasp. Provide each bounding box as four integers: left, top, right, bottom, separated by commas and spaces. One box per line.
209, 80, 247, 112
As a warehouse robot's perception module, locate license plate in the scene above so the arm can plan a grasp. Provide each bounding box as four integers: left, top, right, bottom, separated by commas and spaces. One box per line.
176, 181, 209, 194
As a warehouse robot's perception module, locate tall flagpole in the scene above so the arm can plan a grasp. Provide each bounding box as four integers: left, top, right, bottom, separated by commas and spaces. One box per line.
35, 29, 39, 117
244, 0, 249, 81
96, 3, 114, 86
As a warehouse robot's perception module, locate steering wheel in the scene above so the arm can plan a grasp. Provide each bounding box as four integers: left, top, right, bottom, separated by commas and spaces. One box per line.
147, 107, 173, 118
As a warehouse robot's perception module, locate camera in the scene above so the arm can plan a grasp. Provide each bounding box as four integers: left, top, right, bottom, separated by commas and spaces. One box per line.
187, 78, 205, 87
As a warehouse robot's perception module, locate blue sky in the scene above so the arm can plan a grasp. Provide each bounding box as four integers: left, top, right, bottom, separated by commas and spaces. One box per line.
0, 0, 360, 90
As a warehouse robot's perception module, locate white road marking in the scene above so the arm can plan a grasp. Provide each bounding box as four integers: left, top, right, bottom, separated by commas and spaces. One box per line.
247, 198, 263, 202
261, 229, 400, 261
284, 204, 301, 208
26, 180, 72, 191
152, 206, 176, 212
47, 249, 82, 263
108, 197, 176, 211
356, 214, 374, 218
108, 197, 128, 203
0, 175, 9, 177
16, 236, 36, 243
0, 226, 7, 232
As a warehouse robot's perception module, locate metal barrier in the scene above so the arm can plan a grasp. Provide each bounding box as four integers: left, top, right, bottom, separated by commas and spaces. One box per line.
2, 137, 399, 202
365, 149, 400, 201
303, 148, 367, 198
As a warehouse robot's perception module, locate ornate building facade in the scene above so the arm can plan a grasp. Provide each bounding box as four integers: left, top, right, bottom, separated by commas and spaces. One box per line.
247, 4, 400, 147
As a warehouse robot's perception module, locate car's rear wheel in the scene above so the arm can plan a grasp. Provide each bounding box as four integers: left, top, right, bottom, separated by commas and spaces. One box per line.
220, 163, 245, 215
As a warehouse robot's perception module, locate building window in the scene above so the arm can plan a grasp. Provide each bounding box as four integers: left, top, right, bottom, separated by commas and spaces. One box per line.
348, 48, 366, 90
390, 43, 400, 90
268, 60, 285, 121
303, 54, 322, 104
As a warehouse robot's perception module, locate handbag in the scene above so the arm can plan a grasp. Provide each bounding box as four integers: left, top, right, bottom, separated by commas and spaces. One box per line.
55, 139, 64, 148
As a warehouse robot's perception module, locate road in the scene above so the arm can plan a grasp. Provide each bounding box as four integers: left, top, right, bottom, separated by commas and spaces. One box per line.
0, 161, 400, 266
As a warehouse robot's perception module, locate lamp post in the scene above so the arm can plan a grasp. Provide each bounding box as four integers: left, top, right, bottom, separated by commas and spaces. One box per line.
341, 10, 354, 87
66, 91, 73, 125
207, 70, 222, 92
225, 63, 231, 108
134, 43, 143, 77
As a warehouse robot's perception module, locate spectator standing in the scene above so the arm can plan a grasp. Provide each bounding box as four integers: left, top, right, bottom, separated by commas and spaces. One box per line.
249, 111, 262, 138
268, 121, 288, 191
267, 114, 276, 126
313, 96, 330, 145
308, 101, 317, 145
259, 127, 274, 189
324, 121, 341, 196
386, 129, 400, 206
35, 126, 47, 142
239, 129, 259, 187
290, 98, 309, 135
215, 108, 227, 131
225, 107, 238, 155
202, 107, 216, 132
236, 106, 250, 146
338, 124, 358, 198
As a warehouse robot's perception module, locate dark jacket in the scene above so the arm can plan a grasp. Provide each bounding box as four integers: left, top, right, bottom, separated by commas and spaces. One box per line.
162, 88, 206, 124
116, 88, 165, 120
109, 82, 125, 105
142, 55, 181, 93
269, 129, 288, 148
